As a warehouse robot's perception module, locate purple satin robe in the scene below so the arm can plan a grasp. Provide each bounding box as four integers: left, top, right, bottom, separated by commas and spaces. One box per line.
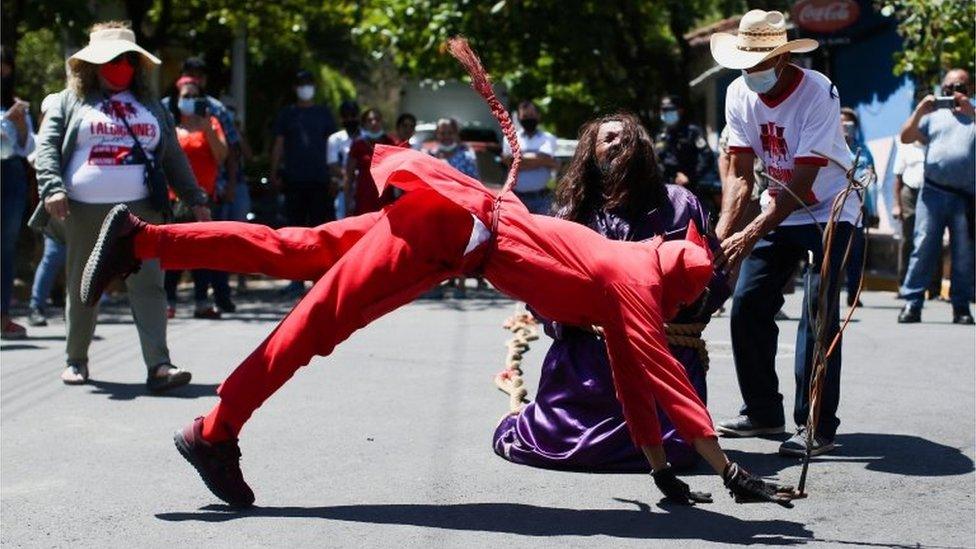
492, 185, 730, 472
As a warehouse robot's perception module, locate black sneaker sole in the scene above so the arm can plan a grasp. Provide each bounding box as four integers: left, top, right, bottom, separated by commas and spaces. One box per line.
778, 441, 836, 457
173, 429, 254, 508
716, 424, 785, 438
81, 205, 131, 307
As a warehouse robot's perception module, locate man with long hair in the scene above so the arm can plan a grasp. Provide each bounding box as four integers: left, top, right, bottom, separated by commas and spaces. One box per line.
494, 112, 729, 474
81, 38, 796, 510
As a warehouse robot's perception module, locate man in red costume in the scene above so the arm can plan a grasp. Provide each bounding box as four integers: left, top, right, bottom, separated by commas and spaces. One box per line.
81, 39, 796, 510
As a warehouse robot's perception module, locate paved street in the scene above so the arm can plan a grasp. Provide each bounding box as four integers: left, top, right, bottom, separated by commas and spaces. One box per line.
2, 287, 974, 548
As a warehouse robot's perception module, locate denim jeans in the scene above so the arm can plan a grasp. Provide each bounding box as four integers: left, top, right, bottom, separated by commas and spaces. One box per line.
29, 235, 66, 311
900, 183, 975, 308
1, 158, 27, 316
515, 191, 553, 215
730, 222, 852, 440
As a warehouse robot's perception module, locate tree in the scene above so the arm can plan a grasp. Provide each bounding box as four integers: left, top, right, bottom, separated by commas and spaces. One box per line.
878, 0, 976, 89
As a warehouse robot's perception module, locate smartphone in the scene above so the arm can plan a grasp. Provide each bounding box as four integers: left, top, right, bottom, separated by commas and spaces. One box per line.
933, 96, 957, 109
193, 98, 209, 117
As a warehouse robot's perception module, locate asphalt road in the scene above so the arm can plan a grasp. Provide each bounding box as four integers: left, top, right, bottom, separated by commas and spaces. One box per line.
2, 287, 974, 548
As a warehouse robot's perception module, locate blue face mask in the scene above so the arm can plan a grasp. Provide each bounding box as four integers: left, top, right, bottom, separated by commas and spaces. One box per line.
742, 65, 779, 94
178, 97, 196, 116
660, 110, 679, 126
363, 128, 384, 139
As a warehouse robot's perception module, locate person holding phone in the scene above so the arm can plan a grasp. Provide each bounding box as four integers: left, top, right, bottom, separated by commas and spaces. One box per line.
897, 68, 975, 324
165, 76, 228, 319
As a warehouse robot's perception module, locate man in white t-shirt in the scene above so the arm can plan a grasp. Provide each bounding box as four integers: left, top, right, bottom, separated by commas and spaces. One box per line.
502, 100, 558, 214
709, 10, 855, 458
326, 100, 361, 219
891, 141, 940, 290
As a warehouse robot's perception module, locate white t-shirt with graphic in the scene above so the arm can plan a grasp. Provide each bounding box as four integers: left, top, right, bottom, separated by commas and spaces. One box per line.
65, 91, 160, 204
725, 67, 857, 225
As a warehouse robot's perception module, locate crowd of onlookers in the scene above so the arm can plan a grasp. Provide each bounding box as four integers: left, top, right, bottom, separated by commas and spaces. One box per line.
0, 21, 972, 387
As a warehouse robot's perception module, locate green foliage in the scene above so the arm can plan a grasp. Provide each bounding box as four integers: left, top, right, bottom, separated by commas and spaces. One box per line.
14, 28, 65, 120
878, 0, 976, 89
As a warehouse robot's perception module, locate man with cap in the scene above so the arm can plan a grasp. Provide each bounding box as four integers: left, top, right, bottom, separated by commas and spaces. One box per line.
654, 95, 717, 219
710, 9, 856, 457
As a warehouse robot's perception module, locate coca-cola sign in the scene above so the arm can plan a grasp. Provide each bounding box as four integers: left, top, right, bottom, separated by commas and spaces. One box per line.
791, 0, 861, 34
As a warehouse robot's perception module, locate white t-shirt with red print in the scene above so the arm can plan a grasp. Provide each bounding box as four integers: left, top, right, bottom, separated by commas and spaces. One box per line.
724, 66, 858, 226
65, 91, 160, 204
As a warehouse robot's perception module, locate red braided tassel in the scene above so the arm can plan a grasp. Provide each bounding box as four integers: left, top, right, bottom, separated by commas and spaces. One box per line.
447, 36, 521, 194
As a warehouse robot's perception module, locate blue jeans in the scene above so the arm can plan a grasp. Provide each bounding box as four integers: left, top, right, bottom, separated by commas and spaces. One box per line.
900, 183, 975, 308
515, 191, 553, 215
730, 222, 852, 440
1, 158, 27, 316
29, 235, 66, 311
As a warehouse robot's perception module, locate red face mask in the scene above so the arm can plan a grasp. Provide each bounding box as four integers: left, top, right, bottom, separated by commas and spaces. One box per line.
99, 57, 135, 90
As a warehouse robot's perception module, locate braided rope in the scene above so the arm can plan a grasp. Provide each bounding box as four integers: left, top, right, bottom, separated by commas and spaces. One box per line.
493, 310, 539, 413
665, 322, 710, 370
447, 37, 521, 195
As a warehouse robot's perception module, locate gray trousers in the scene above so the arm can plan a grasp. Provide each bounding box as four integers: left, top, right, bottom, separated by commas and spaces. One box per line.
50, 199, 170, 369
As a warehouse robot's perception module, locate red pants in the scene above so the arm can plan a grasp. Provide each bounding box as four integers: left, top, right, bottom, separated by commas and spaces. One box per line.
137, 190, 716, 447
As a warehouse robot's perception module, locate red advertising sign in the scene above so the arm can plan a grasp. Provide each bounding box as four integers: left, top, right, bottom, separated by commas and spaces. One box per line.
791, 0, 860, 34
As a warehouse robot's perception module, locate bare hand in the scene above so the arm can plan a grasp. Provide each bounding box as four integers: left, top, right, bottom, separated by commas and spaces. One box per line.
916, 95, 936, 116
5, 99, 30, 139
674, 171, 690, 186
44, 192, 70, 220
191, 205, 211, 222
715, 230, 757, 273
955, 93, 975, 118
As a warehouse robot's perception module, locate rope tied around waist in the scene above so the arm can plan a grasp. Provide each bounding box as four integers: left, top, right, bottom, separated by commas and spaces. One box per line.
664, 322, 709, 371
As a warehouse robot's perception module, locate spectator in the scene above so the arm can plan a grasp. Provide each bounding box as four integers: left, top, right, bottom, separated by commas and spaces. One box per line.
840, 107, 876, 307
344, 108, 401, 215
27, 93, 65, 328
327, 101, 361, 220
655, 95, 717, 219
217, 102, 253, 294
28, 22, 209, 389
164, 76, 228, 319
502, 100, 558, 214
162, 57, 242, 313
1, 45, 35, 339
395, 112, 417, 147
710, 10, 853, 456
271, 69, 337, 295
897, 68, 975, 324
892, 140, 942, 295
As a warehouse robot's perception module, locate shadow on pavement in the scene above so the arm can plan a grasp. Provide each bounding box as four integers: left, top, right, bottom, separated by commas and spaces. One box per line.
156, 500, 814, 544
726, 432, 974, 478
0, 344, 43, 351
87, 380, 218, 400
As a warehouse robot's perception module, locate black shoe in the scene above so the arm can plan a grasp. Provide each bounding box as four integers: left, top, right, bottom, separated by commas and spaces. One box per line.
846, 294, 862, 308
723, 462, 795, 508
778, 426, 836, 457
28, 307, 48, 327
952, 307, 975, 325
147, 363, 192, 393
715, 415, 784, 438
81, 205, 147, 307
174, 416, 255, 508
897, 304, 921, 323
214, 296, 237, 314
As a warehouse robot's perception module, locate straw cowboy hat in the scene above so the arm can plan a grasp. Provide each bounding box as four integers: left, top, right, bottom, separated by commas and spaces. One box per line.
68, 27, 160, 70
710, 10, 818, 70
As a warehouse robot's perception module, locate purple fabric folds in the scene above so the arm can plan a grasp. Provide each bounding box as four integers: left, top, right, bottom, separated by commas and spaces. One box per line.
492, 185, 729, 472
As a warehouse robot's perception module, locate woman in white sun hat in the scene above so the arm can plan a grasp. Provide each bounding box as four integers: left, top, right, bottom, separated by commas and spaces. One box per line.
710, 10, 856, 458
29, 21, 210, 391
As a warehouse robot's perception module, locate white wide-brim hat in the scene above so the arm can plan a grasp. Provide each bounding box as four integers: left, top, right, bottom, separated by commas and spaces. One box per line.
68, 27, 160, 70
710, 9, 818, 70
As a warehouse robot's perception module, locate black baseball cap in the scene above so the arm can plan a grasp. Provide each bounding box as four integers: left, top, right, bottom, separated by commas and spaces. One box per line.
181, 57, 207, 74
295, 69, 314, 84
660, 95, 682, 110
339, 100, 360, 116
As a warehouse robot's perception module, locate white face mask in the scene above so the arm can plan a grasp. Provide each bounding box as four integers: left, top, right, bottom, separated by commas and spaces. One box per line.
439, 142, 457, 152
742, 65, 780, 94
296, 85, 315, 101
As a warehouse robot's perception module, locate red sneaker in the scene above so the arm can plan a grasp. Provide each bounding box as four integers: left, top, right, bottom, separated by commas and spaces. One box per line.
0, 318, 27, 340
173, 417, 255, 508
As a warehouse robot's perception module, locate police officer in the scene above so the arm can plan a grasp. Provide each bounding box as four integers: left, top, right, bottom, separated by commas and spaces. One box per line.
654, 96, 716, 217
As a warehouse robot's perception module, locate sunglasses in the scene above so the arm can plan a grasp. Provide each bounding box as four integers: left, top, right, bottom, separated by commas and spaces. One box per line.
942, 82, 968, 95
